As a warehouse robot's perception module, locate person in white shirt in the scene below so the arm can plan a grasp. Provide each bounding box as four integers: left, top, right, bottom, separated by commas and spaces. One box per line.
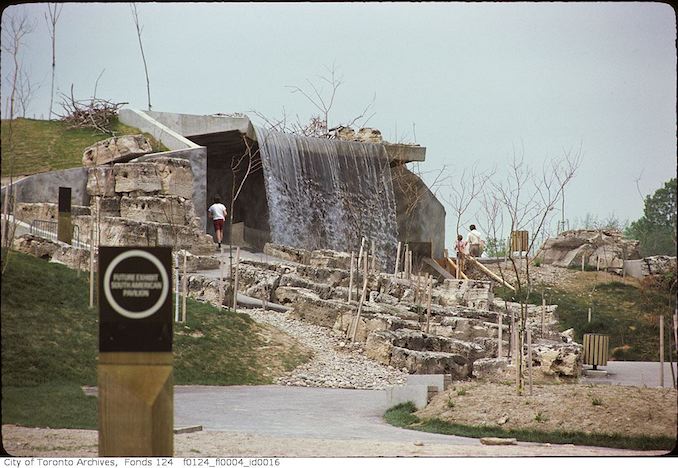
467, 224, 483, 257
207, 195, 228, 250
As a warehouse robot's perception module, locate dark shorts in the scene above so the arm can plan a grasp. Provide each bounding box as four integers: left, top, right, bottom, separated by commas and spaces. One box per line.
213, 219, 224, 230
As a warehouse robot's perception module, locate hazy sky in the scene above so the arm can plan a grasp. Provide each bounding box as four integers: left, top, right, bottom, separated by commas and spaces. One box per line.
2, 2, 676, 243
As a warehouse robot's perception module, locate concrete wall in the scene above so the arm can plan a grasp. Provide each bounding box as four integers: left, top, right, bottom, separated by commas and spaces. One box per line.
145, 111, 257, 140
391, 164, 446, 259
1, 167, 89, 207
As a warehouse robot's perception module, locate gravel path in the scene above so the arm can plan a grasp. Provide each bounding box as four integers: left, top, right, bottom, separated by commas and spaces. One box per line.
241, 308, 408, 389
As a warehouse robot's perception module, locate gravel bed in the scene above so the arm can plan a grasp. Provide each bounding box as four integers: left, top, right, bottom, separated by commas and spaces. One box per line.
241, 308, 408, 389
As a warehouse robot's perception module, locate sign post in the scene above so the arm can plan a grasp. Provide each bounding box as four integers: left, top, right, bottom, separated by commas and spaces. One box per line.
57, 186, 72, 244
98, 246, 173, 456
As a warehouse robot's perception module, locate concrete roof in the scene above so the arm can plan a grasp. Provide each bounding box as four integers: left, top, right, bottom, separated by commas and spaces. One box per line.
123, 110, 426, 163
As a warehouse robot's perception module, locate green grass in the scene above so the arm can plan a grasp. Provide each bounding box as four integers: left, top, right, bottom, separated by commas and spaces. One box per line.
1, 117, 168, 177
384, 402, 675, 451
494, 280, 675, 361
1, 249, 308, 428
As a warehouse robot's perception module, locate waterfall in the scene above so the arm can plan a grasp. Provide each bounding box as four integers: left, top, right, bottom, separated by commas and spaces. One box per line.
255, 127, 398, 270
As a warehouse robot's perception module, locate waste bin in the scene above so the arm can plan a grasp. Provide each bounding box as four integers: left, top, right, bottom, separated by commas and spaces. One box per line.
583, 333, 609, 369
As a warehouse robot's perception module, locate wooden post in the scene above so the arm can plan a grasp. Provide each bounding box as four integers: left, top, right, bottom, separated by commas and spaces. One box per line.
527, 329, 533, 395
351, 252, 369, 341
510, 310, 515, 358
232, 247, 241, 311
466, 256, 515, 291
498, 311, 503, 358
541, 297, 546, 337
660, 315, 664, 387
181, 251, 187, 323
370, 239, 376, 274
89, 215, 95, 309
357, 237, 366, 273
588, 307, 591, 323
348, 251, 354, 303
426, 275, 432, 334
581, 254, 585, 272
394, 242, 402, 277
596, 256, 600, 272
174, 252, 180, 322
219, 251, 224, 307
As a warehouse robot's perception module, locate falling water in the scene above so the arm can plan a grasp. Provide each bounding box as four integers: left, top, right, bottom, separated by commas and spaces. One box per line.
255, 127, 398, 271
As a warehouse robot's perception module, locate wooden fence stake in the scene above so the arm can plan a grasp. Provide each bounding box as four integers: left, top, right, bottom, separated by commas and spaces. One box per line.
581, 255, 585, 272
181, 251, 187, 323
394, 241, 402, 277
347, 251, 354, 303
660, 314, 664, 387
498, 311, 503, 358
370, 239, 376, 274
357, 237, 366, 273
541, 297, 546, 337
232, 247, 241, 311
426, 275, 432, 334
89, 215, 95, 309
351, 252, 369, 341
219, 250, 224, 307
527, 329, 533, 395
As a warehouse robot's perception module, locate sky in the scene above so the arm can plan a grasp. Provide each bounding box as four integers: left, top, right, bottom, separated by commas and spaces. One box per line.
1, 2, 676, 246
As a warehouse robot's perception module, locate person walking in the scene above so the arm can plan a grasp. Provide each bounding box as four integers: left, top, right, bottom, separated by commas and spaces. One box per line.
467, 224, 483, 257
207, 195, 228, 250
453, 234, 468, 278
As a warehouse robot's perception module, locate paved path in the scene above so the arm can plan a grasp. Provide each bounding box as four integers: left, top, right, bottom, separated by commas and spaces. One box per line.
174, 385, 479, 444
582, 361, 677, 388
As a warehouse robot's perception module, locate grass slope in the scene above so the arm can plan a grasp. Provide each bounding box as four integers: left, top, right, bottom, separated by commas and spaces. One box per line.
1, 250, 308, 429
495, 279, 675, 361
1, 117, 168, 177
384, 403, 675, 451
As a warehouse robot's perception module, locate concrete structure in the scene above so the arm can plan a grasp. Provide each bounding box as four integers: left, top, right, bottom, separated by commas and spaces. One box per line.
4, 110, 446, 256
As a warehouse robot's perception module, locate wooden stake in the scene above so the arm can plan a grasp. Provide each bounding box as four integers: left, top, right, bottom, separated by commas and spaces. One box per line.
219, 251, 224, 306
596, 256, 600, 272
232, 247, 241, 311
347, 251, 354, 303
541, 297, 546, 337
181, 251, 187, 323
370, 239, 376, 274
660, 314, 664, 387
498, 311, 503, 358
394, 242, 402, 277
351, 252, 369, 341
588, 307, 591, 323
174, 252, 179, 322
426, 275, 432, 334
581, 254, 585, 272
527, 329, 533, 395
89, 215, 95, 309
357, 237, 366, 272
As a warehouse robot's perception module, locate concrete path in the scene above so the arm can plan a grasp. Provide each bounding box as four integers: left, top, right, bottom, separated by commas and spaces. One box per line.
174, 385, 479, 445
582, 361, 677, 388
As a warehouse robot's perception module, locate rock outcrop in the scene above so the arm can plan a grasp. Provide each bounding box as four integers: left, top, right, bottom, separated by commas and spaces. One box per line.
535, 229, 641, 273
82, 134, 153, 166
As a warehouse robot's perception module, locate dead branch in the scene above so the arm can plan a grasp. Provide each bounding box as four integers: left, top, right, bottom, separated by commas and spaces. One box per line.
56, 85, 127, 136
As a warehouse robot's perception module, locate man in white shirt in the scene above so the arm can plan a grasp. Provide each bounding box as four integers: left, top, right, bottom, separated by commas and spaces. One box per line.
207, 195, 228, 250
467, 224, 483, 257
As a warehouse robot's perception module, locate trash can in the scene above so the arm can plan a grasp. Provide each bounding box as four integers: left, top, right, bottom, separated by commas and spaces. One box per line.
583, 333, 609, 369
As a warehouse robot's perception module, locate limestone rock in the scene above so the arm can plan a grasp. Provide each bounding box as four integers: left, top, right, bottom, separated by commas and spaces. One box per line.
355, 127, 383, 144
264, 242, 310, 264
114, 162, 162, 194
472, 357, 510, 380
12, 234, 59, 259
51, 247, 91, 271
309, 249, 351, 270
531, 341, 582, 378
119, 195, 197, 226
141, 156, 194, 199
87, 166, 116, 197
365, 330, 395, 365
535, 229, 640, 271
480, 437, 516, 446
641, 255, 677, 276
82, 134, 152, 167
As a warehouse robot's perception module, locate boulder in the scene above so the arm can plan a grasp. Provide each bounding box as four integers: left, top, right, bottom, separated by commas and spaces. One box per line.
390, 347, 470, 377
641, 256, 677, 276
51, 247, 91, 271
82, 134, 152, 166
365, 330, 395, 365
263, 242, 310, 264
355, 127, 383, 144
140, 156, 194, 199
531, 341, 582, 378
309, 249, 351, 270
274, 286, 354, 328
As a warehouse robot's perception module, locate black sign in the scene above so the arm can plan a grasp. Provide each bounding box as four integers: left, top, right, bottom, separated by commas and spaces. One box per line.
99, 247, 172, 352
58, 187, 71, 213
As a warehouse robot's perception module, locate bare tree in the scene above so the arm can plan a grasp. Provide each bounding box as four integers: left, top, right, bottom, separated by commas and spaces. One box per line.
482, 146, 582, 394
1, 12, 35, 272
442, 162, 495, 239
15, 67, 40, 118
44, 2, 63, 119
130, 3, 152, 111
